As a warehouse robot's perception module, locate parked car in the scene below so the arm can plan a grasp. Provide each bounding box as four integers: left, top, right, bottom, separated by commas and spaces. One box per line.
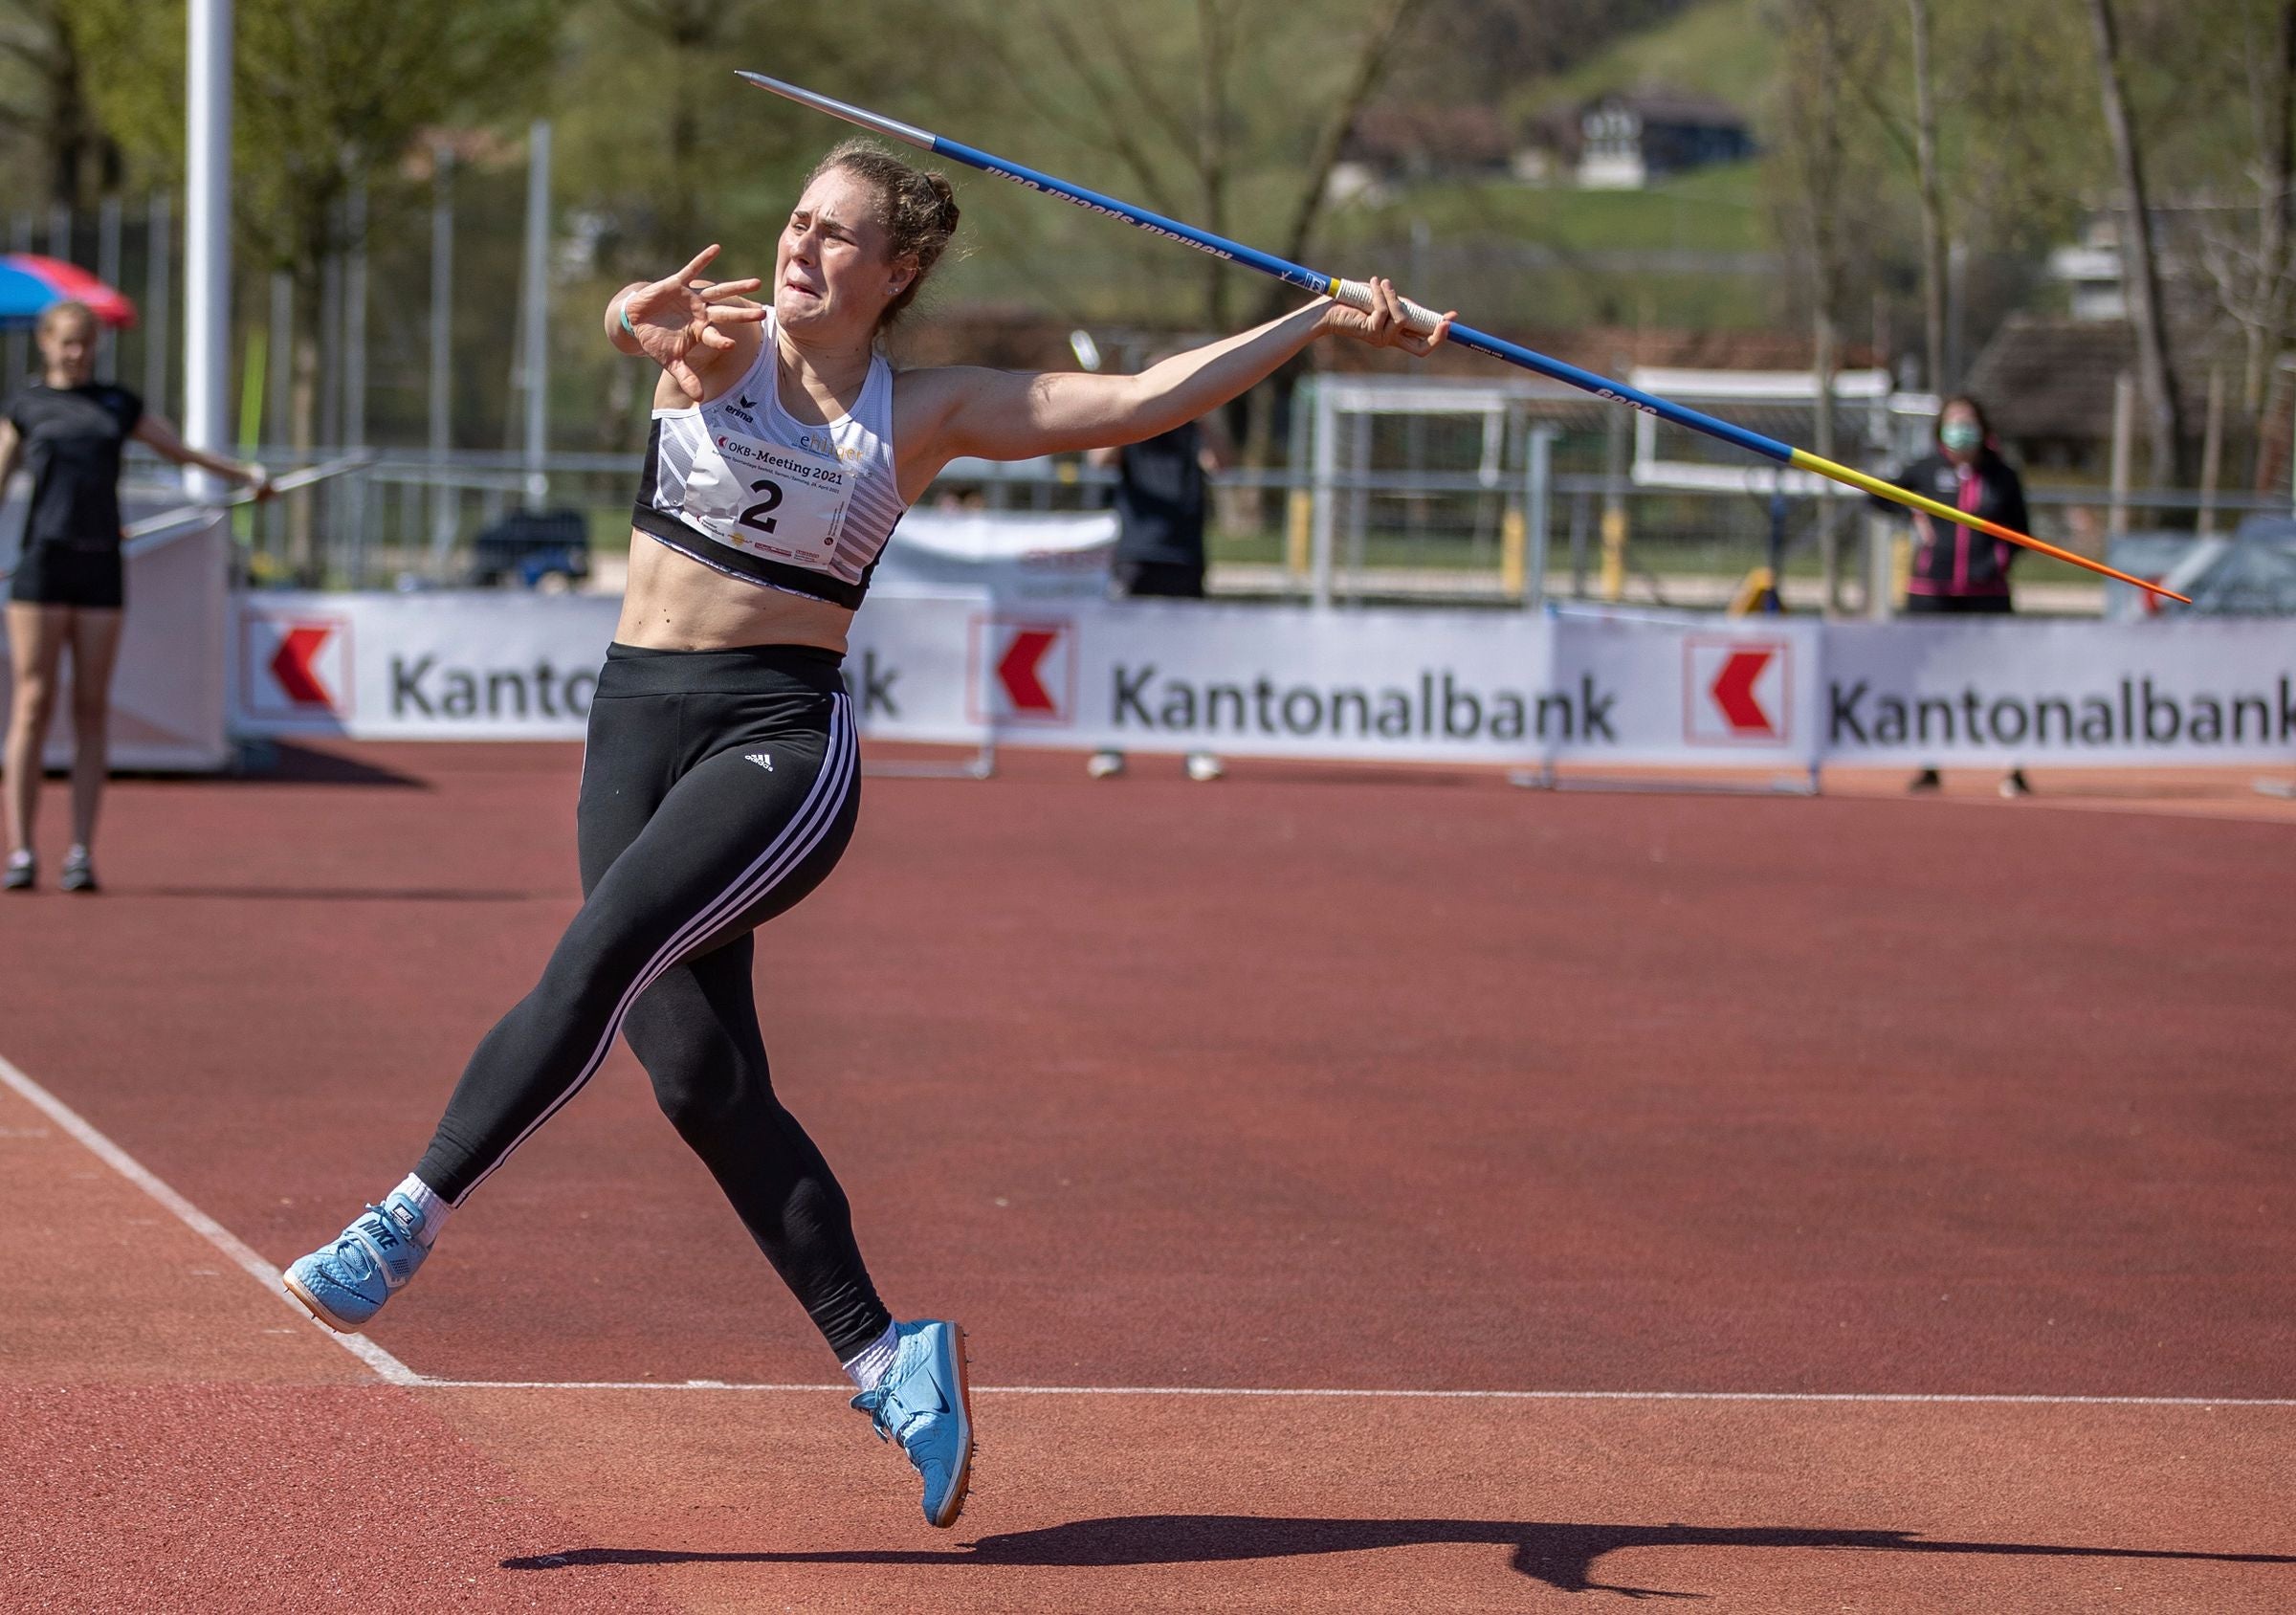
470, 508, 591, 591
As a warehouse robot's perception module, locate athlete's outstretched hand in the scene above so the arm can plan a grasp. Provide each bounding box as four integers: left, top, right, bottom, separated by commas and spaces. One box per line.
1321, 277, 1453, 357
620, 244, 767, 399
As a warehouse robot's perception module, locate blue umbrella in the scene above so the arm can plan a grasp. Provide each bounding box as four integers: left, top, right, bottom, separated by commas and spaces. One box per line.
0, 254, 139, 329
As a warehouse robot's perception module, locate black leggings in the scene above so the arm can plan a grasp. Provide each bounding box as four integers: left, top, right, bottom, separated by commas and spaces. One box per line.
414, 642, 891, 1360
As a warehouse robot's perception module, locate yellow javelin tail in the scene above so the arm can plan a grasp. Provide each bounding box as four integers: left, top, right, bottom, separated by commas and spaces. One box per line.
1789, 450, 2189, 605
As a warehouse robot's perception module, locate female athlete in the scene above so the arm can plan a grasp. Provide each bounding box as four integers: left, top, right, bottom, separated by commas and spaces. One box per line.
1, 299, 270, 893
282, 139, 1450, 1528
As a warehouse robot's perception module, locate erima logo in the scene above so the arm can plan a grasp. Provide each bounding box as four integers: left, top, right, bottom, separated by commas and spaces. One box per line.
739, 393, 759, 409
746, 752, 773, 771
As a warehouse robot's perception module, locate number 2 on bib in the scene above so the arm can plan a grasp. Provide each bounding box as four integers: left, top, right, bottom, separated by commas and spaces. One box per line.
740, 478, 784, 535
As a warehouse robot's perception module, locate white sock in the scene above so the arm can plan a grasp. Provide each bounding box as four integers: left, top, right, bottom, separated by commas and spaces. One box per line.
842, 1321, 900, 1391
391, 1172, 451, 1247
6, 849, 31, 869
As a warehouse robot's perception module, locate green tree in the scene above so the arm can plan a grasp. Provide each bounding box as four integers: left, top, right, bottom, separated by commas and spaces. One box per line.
0, 0, 121, 210
69, 0, 563, 565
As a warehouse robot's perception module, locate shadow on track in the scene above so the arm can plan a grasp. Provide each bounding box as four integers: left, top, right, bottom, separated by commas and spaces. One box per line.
131, 741, 431, 788
503, 1516, 2296, 1600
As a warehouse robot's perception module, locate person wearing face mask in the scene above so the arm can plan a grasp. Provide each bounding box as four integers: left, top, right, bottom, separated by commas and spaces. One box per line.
1876, 395, 2032, 796
0, 299, 270, 893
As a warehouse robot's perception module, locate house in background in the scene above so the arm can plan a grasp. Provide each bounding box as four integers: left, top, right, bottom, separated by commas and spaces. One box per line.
1326, 104, 1515, 206
1575, 90, 1755, 189
1964, 314, 2235, 476
2048, 216, 2127, 322
1327, 88, 1755, 206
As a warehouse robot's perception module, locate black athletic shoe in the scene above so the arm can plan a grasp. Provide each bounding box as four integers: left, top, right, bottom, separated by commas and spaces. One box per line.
58, 850, 97, 893
1909, 768, 1942, 793
3, 855, 32, 892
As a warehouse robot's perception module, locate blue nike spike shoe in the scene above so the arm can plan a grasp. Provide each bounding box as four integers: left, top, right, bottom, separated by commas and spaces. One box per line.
282, 1190, 434, 1332
851, 1319, 974, 1527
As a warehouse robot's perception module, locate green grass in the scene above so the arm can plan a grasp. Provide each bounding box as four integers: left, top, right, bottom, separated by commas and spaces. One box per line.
1517, 0, 1777, 123
1332, 161, 1765, 257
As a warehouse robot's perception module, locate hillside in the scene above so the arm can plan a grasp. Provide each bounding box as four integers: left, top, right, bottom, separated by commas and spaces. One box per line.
1515, 0, 1776, 123
1310, 0, 1782, 332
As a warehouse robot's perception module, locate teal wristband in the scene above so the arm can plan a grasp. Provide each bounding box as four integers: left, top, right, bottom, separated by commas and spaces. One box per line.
619, 302, 636, 337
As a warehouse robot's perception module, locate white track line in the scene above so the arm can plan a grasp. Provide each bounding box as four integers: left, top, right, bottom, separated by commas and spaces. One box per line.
414, 1379, 2296, 1408
0, 1051, 418, 1385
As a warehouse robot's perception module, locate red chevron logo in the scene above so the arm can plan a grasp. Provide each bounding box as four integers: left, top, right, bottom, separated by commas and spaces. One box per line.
996, 629, 1061, 714
969, 617, 1074, 726
1709, 648, 1777, 736
269, 625, 338, 708
241, 610, 352, 719
1685, 637, 1791, 746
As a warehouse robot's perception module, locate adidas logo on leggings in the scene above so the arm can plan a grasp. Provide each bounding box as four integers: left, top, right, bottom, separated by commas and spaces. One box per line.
745, 752, 773, 771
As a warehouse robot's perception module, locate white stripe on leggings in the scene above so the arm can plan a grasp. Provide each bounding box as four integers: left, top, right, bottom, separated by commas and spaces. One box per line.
453, 694, 857, 1206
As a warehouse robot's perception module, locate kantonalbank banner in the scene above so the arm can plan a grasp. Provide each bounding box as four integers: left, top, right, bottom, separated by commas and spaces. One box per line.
231, 590, 2296, 768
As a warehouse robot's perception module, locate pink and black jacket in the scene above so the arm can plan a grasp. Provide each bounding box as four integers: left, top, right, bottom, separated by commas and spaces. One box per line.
1878, 451, 2030, 599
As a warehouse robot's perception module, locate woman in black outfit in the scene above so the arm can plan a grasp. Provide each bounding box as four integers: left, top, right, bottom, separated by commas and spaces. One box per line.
277, 141, 1451, 1531
1880, 394, 2032, 796
0, 299, 269, 892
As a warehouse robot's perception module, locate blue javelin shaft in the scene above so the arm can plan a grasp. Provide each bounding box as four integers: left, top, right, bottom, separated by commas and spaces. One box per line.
738, 71, 1795, 466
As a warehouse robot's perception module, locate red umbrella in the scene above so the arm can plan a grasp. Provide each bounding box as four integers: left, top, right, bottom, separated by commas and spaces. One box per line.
0, 254, 139, 328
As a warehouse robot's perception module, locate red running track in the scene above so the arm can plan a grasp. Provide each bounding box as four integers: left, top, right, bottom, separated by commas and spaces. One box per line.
3, 741, 2291, 1611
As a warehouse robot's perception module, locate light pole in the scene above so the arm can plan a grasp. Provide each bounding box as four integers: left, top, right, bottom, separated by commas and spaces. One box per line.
183, 0, 232, 501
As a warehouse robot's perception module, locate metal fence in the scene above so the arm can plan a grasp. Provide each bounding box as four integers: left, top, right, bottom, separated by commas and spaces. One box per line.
106, 442, 2277, 619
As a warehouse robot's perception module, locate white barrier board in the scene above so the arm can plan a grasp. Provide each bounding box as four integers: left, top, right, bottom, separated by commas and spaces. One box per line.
1822, 618, 2296, 763
1551, 608, 1822, 769
229, 588, 2296, 769
966, 599, 1564, 763
232, 588, 987, 746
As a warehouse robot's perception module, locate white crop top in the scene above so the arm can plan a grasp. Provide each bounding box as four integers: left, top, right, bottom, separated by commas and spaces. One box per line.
632, 310, 906, 608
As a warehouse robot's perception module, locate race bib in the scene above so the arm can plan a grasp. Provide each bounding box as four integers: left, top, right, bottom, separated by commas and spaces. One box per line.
689, 429, 852, 569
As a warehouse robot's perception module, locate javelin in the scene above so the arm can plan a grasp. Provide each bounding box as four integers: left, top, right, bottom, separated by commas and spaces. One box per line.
740, 71, 2185, 603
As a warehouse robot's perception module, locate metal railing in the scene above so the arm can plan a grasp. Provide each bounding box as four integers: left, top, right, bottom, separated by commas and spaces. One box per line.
108, 444, 2286, 612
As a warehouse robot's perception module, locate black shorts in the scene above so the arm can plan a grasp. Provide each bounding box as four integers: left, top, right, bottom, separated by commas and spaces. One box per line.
10, 542, 124, 608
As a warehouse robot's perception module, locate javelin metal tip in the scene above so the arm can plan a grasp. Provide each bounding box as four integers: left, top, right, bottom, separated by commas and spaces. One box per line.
736, 71, 938, 152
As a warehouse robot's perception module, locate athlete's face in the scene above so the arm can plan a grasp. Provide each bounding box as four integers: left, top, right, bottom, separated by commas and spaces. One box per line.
36, 311, 96, 386
776, 167, 916, 340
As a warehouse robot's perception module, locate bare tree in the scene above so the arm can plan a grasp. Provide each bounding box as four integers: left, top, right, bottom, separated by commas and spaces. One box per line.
974, 0, 1424, 338
1830, 0, 1953, 392
966, 0, 1423, 471
1775, 0, 1856, 608
2086, 0, 2188, 485
1237, 0, 1428, 473
1908, 0, 1950, 392
1242, 0, 1427, 331
2193, 0, 2295, 461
